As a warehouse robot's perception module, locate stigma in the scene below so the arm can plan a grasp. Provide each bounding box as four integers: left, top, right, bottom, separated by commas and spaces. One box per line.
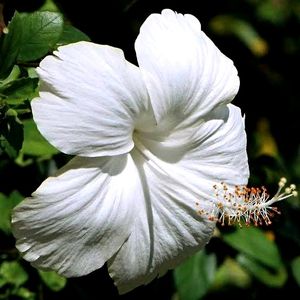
196, 177, 297, 227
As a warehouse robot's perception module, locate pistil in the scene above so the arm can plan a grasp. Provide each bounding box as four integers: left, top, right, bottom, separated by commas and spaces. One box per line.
196, 177, 297, 227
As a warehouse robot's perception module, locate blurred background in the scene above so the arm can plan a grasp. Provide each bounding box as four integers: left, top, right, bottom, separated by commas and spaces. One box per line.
0, 0, 300, 299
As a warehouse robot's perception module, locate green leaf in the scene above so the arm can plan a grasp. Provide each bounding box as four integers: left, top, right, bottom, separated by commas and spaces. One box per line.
237, 254, 287, 287
0, 112, 24, 158
0, 261, 28, 287
0, 77, 39, 104
38, 270, 66, 292
222, 227, 282, 269
0, 191, 23, 234
26, 67, 38, 79
291, 256, 300, 286
39, 0, 61, 12
0, 65, 21, 86
256, 0, 289, 24
22, 119, 59, 156
0, 277, 6, 288
210, 15, 268, 57
18, 11, 63, 61
212, 257, 251, 289
174, 250, 217, 300
0, 12, 23, 79
13, 287, 35, 300
57, 24, 90, 46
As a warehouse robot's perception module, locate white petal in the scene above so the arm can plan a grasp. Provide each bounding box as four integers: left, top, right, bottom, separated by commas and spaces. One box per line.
12, 154, 142, 276
138, 104, 249, 185
108, 104, 248, 293
33, 41, 151, 157
107, 147, 216, 294
135, 9, 239, 128
181, 104, 249, 185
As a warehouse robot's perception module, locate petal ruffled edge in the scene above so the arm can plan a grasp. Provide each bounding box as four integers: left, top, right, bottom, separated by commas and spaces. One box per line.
33, 41, 150, 157
12, 154, 142, 277
135, 9, 239, 128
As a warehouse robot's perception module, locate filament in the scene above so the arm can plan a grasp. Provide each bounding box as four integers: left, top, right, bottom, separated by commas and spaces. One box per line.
196, 177, 297, 227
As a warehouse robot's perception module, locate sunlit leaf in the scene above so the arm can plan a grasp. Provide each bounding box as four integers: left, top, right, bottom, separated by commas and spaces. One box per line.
13, 287, 35, 300
0, 65, 21, 86
39, 0, 61, 12
38, 270, 67, 292
291, 256, 300, 286
223, 227, 282, 269
22, 119, 59, 156
0, 77, 39, 104
210, 15, 268, 57
18, 11, 64, 61
26, 67, 38, 79
174, 250, 217, 300
237, 254, 287, 287
0, 261, 28, 287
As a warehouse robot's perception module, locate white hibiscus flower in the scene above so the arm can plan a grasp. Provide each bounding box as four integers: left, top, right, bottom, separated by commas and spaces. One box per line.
12, 9, 249, 293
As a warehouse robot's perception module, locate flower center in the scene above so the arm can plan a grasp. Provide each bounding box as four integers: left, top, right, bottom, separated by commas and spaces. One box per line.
196, 177, 297, 227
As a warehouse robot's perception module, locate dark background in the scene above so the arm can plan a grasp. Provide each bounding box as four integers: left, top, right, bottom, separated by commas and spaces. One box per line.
2, 0, 300, 299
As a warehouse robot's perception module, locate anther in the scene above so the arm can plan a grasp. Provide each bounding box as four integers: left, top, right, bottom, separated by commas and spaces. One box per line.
197, 177, 297, 227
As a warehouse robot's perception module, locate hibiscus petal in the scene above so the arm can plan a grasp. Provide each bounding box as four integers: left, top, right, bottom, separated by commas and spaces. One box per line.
12, 154, 142, 276
138, 104, 249, 185
135, 9, 239, 128
107, 104, 248, 293
182, 104, 249, 185
107, 147, 216, 294
33, 41, 150, 157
